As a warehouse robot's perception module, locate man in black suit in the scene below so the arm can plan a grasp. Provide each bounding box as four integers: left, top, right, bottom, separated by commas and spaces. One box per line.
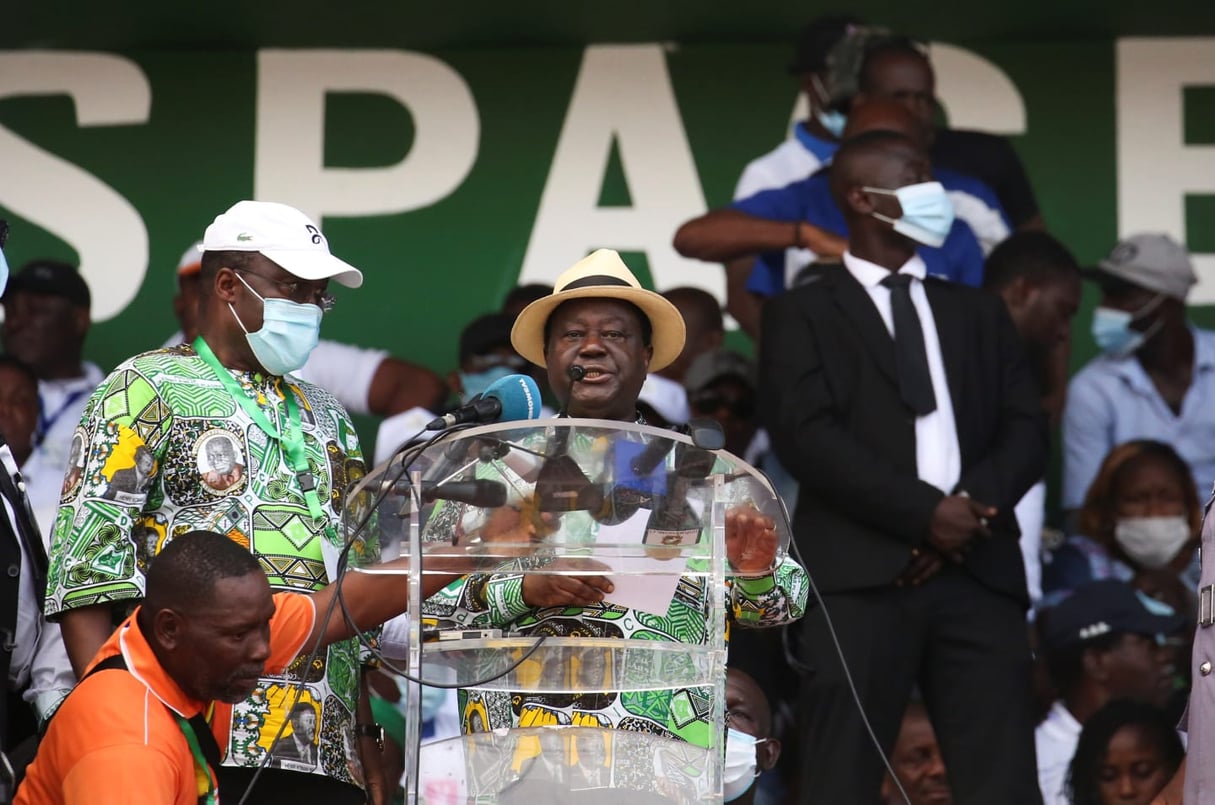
759, 130, 1046, 803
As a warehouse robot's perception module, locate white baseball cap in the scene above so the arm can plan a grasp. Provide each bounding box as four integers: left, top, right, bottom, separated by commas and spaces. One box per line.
201, 201, 363, 288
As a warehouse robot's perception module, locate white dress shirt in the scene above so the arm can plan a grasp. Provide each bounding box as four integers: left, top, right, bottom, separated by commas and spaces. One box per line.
2, 443, 76, 723
842, 251, 962, 494
22, 363, 106, 536
1035, 700, 1081, 805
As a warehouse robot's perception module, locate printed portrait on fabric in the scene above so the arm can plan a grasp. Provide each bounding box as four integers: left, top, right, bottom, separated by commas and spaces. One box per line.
195, 429, 247, 494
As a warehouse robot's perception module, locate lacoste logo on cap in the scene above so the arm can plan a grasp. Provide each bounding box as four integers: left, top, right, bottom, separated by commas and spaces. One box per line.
237, 233, 253, 242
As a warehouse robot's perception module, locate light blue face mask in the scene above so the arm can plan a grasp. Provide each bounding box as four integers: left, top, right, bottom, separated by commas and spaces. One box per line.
863, 181, 956, 248
229, 273, 322, 376
1091, 295, 1164, 357
815, 109, 848, 139
459, 364, 517, 403
392, 675, 449, 723
809, 73, 848, 139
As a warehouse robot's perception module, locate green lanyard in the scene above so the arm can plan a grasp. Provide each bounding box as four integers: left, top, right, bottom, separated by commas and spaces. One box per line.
193, 337, 329, 527
174, 713, 218, 805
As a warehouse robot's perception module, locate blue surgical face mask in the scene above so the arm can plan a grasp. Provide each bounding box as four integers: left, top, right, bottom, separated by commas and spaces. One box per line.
229, 273, 322, 376
1091, 295, 1164, 358
863, 181, 956, 248
459, 364, 517, 403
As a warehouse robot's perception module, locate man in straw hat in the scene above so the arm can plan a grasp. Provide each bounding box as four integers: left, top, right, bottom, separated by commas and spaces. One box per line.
423, 249, 808, 749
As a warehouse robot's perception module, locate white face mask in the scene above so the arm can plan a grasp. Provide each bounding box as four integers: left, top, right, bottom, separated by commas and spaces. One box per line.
1113, 515, 1191, 569
722, 727, 768, 802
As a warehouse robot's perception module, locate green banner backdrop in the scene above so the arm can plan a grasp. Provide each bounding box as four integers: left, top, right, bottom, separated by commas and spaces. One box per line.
2, 26, 1215, 472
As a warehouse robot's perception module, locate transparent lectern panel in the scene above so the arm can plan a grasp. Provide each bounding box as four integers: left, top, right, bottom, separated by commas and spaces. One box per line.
342, 418, 790, 573
339, 418, 789, 691
417, 726, 714, 804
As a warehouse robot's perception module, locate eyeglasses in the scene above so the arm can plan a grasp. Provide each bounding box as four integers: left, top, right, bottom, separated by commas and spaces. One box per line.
234, 268, 336, 313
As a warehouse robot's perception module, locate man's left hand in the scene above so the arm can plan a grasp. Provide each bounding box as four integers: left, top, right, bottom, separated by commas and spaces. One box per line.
725, 505, 778, 575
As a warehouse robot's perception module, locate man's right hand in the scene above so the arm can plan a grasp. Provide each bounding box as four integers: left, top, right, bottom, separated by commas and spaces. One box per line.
521, 559, 614, 608
927, 495, 995, 563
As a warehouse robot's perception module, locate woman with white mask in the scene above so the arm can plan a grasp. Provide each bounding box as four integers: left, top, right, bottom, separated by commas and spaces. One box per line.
1042, 440, 1200, 614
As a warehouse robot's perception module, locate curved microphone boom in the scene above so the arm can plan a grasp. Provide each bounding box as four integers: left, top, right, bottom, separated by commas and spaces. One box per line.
380, 478, 508, 508
427, 373, 542, 430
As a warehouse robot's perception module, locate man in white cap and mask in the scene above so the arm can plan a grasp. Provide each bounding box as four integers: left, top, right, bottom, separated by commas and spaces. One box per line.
1063, 234, 1209, 514
170, 241, 446, 422
45, 201, 386, 804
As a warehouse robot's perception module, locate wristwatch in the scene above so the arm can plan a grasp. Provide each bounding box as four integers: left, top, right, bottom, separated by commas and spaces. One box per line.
355, 722, 384, 751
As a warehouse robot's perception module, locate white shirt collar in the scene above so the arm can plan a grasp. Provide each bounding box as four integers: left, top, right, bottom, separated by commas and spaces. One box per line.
842, 250, 927, 289
1047, 700, 1082, 735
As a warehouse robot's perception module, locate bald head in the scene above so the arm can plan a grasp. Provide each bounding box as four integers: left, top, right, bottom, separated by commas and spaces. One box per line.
844, 98, 930, 149
829, 130, 927, 211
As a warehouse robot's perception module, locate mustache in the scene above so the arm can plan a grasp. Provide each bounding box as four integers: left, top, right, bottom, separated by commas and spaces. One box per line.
229, 665, 266, 684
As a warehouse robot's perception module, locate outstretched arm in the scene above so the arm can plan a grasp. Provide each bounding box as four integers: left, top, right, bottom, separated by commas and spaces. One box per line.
674, 209, 843, 264
306, 553, 472, 649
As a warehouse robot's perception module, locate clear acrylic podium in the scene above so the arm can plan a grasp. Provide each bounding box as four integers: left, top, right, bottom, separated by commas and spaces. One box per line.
341, 419, 792, 804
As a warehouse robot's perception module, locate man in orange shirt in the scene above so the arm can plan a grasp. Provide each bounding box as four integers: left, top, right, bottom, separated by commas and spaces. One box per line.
17, 530, 460, 805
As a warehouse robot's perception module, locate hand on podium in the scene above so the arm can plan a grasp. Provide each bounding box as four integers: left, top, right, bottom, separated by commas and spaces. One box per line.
725, 504, 778, 575
522, 558, 615, 608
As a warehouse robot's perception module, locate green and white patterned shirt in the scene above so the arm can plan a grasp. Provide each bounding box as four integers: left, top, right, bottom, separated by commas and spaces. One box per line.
45, 343, 374, 788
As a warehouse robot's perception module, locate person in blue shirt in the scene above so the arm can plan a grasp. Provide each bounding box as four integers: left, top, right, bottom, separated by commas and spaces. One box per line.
674, 100, 988, 303
735, 165, 986, 297
1062, 233, 1215, 514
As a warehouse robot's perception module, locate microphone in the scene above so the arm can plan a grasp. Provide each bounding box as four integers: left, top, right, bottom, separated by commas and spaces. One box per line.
556, 364, 586, 418
380, 478, 507, 508
427, 373, 542, 430
630, 437, 674, 477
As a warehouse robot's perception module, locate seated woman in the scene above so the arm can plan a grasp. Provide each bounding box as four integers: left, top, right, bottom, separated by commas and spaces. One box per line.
1042, 440, 1200, 611
1065, 698, 1184, 805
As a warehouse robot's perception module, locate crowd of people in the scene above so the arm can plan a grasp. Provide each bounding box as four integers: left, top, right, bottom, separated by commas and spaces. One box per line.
0, 14, 1212, 805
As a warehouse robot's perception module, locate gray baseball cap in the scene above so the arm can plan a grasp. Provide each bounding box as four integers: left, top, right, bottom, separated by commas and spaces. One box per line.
1086, 233, 1196, 300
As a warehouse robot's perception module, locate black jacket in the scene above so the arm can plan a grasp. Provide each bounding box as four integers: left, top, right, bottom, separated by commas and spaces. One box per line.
758, 264, 1046, 604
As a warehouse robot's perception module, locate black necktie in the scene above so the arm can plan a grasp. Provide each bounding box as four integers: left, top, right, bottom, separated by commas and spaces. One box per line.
880, 274, 937, 416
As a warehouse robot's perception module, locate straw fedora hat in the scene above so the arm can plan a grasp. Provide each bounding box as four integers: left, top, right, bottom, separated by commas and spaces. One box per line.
510, 249, 686, 372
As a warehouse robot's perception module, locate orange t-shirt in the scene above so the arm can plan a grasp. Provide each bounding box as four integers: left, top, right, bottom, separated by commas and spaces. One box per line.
16, 592, 316, 805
